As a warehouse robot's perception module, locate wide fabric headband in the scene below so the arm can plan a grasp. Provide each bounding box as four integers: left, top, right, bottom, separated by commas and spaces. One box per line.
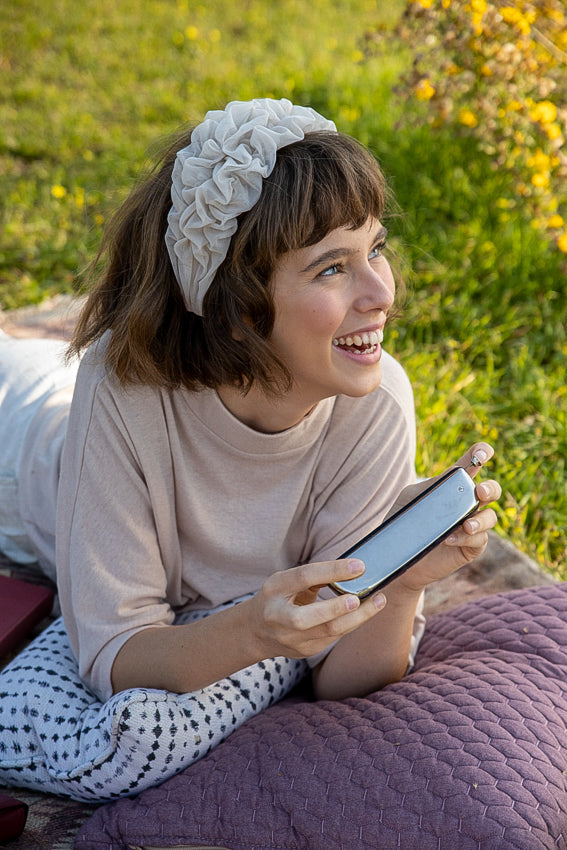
165, 98, 337, 315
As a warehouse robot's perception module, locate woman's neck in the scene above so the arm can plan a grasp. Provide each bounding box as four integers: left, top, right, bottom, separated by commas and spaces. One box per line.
216, 383, 318, 434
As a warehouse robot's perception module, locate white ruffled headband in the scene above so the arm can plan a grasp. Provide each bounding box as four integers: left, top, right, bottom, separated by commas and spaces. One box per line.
165, 98, 337, 315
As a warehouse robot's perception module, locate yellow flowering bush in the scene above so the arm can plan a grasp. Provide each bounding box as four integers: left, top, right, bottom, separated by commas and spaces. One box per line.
385, 0, 567, 253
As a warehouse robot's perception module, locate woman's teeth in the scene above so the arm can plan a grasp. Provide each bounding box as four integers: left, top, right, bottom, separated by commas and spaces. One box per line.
333, 329, 384, 353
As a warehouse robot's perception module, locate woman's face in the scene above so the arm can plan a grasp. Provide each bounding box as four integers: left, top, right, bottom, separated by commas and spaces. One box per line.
268, 217, 396, 413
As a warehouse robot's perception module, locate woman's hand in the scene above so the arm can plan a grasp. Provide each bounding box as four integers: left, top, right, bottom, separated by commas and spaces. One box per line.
247, 558, 386, 661
390, 442, 501, 593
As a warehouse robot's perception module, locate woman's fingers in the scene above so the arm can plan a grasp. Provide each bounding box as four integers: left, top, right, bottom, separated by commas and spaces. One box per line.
454, 441, 494, 479
259, 558, 385, 651
445, 507, 498, 547
267, 558, 364, 598
284, 587, 385, 634
385, 442, 495, 517
475, 478, 501, 505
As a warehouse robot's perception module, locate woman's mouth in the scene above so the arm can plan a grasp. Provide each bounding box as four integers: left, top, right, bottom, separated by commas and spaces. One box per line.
332, 328, 384, 355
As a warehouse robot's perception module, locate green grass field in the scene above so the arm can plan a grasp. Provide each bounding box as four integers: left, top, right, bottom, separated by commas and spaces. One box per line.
1, 0, 565, 574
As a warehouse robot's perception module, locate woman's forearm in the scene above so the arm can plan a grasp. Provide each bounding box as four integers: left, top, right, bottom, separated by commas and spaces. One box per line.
311, 584, 423, 701
110, 598, 262, 695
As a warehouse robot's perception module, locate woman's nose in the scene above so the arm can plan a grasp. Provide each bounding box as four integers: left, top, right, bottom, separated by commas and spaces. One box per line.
354, 263, 395, 312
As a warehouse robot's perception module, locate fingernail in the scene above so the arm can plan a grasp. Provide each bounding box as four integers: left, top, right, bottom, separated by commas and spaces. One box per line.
373, 593, 386, 610
477, 483, 490, 499
465, 518, 480, 533
345, 594, 359, 610
445, 533, 457, 544
474, 448, 489, 464
348, 559, 365, 574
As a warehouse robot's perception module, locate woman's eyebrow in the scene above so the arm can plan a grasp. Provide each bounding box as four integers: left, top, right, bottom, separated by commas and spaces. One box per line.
300, 226, 388, 275
300, 247, 354, 274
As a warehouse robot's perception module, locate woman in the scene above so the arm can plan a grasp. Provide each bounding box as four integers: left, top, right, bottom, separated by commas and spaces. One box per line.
1, 98, 499, 723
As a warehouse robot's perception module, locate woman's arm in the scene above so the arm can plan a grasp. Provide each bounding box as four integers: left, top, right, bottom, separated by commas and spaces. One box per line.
114, 445, 500, 698
111, 558, 383, 694
312, 445, 502, 700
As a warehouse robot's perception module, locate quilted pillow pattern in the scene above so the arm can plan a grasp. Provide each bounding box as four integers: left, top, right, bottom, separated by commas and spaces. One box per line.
75, 584, 567, 850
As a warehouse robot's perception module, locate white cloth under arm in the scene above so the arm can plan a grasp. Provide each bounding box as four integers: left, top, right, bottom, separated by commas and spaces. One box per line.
0, 332, 78, 577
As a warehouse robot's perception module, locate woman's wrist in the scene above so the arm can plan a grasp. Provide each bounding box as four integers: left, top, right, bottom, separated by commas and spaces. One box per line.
381, 576, 425, 608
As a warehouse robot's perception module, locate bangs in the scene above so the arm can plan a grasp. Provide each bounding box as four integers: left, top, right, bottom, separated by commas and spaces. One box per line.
228, 131, 389, 276
277, 132, 389, 251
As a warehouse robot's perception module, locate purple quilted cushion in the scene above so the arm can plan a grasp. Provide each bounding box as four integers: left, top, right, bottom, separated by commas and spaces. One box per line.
75, 585, 567, 850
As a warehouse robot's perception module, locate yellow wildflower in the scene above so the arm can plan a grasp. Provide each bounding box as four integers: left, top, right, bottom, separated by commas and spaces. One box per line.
468, 0, 488, 33
341, 106, 361, 123
185, 25, 198, 40
546, 123, 562, 141
527, 149, 550, 171
548, 215, 564, 229
416, 0, 433, 8
459, 107, 478, 127
351, 49, 364, 63
558, 232, 567, 253
51, 185, 67, 199
531, 172, 550, 189
499, 6, 531, 34
209, 28, 221, 42
530, 101, 558, 124
415, 78, 435, 100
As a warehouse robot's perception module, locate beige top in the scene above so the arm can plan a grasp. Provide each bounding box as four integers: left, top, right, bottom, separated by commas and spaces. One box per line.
53, 337, 418, 700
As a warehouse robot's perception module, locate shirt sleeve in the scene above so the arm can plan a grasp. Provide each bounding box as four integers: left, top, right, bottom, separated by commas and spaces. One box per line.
56, 361, 179, 701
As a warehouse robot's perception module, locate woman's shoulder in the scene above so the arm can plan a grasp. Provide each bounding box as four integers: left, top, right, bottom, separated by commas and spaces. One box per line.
376, 349, 414, 411
77, 333, 165, 403
70, 333, 185, 447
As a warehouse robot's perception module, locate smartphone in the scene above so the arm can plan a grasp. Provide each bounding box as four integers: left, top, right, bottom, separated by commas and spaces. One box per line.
329, 466, 480, 599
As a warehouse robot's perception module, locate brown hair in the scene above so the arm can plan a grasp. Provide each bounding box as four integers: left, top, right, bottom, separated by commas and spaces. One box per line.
69, 128, 392, 394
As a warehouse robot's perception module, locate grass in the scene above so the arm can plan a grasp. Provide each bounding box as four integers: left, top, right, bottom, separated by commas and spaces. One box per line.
0, 0, 406, 306
1, 0, 565, 575
379, 126, 566, 575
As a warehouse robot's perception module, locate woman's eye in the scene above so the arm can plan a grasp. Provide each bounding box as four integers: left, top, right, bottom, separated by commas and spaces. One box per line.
369, 242, 386, 260
319, 264, 340, 277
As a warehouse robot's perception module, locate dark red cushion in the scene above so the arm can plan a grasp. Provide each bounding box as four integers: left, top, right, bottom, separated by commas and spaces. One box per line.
0, 793, 28, 844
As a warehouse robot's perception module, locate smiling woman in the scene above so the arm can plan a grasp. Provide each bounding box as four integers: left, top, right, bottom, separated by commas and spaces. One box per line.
0, 98, 501, 800
240, 220, 396, 430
